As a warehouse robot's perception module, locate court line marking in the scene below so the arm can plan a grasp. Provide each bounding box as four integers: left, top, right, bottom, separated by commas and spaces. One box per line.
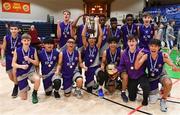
137, 92, 180, 104
127, 105, 143, 115
172, 79, 180, 86
82, 88, 152, 115
169, 96, 180, 100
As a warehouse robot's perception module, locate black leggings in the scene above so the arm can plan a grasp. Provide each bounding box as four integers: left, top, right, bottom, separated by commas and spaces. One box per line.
53, 79, 61, 91
96, 70, 109, 86
128, 75, 150, 101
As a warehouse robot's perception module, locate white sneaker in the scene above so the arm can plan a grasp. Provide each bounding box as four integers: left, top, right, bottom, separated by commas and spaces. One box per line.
74, 89, 83, 99
160, 99, 167, 112
149, 94, 159, 104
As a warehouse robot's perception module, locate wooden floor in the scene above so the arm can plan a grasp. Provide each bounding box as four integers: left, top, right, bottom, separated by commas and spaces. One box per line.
0, 66, 180, 115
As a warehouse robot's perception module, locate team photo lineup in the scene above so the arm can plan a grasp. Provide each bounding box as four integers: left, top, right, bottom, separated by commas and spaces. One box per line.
1, 9, 180, 113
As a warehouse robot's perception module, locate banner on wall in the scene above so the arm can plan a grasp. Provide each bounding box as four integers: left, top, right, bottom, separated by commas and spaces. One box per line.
2, 0, 31, 14
143, 5, 180, 20
143, 5, 180, 32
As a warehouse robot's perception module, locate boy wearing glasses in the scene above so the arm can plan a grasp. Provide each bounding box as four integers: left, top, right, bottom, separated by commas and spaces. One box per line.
56, 37, 86, 98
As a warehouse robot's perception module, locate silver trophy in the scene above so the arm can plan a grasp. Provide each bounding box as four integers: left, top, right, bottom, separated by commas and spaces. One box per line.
86, 15, 99, 38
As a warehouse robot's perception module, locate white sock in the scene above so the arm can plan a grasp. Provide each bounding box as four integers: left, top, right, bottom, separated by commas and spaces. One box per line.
121, 90, 125, 93
98, 86, 102, 90
76, 87, 80, 91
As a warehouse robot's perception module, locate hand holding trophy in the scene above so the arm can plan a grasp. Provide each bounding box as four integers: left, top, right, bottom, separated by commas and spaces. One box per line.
106, 64, 118, 80
86, 15, 99, 38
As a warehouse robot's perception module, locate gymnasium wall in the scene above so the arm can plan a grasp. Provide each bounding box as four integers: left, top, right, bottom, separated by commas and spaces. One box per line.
111, 0, 144, 24
0, 0, 144, 23
0, 0, 84, 23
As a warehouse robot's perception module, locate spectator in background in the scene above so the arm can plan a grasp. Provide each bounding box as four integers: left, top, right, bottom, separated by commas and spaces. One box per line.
18, 27, 23, 35
28, 25, 40, 50
177, 29, 180, 51
154, 13, 161, 25
5, 23, 11, 35
157, 23, 165, 47
160, 15, 167, 25
166, 19, 176, 54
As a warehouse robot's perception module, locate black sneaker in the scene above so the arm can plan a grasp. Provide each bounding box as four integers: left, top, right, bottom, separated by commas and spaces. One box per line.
121, 92, 128, 103
45, 91, 52, 96
87, 87, 92, 93
11, 85, 18, 98
54, 91, 60, 99
92, 83, 99, 90
142, 99, 148, 106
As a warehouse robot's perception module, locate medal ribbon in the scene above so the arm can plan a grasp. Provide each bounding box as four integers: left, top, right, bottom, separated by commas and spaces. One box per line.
22, 48, 30, 64
11, 36, 18, 50
126, 24, 133, 36
44, 49, 53, 62
66, 50, 74, 65
128, 49, 136, 65
89, 46, 96, 57
64, 23, 70, 34
110, 50, 117, 63
150, 54, 158, 72
110, 28, 118, 37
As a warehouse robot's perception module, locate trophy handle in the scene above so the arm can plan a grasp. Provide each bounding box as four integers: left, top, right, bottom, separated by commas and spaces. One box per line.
94, 16, 99, 38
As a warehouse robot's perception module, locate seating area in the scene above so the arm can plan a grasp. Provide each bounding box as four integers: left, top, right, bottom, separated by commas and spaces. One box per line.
0, 21, 56, 42
0, 21, 57, 56
0, 21, 6, 41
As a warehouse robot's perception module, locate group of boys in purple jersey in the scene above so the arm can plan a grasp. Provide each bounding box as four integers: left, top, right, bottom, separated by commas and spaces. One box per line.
1, 10, 180, 112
